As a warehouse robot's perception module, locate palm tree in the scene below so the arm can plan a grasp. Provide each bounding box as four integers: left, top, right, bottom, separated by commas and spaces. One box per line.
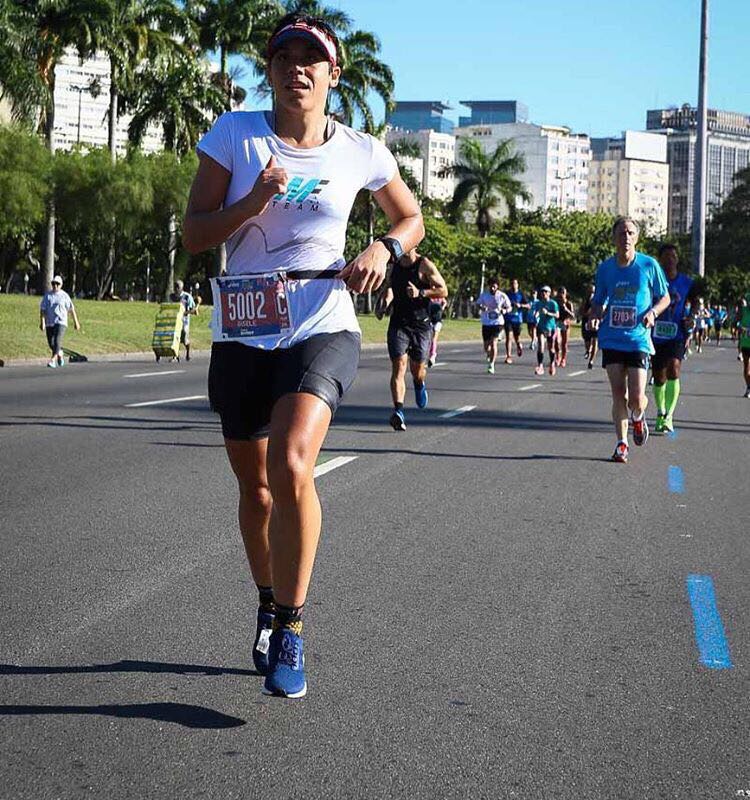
444, 137, 530, 236
0, 0, 113, 289
102, 0, 192, 162
128, 56, 225, 291
442, 137, 530, 294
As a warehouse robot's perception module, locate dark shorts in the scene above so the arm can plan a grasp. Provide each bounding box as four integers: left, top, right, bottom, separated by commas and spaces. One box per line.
601, 348, 650, 370
208, 331, 361, 440
45, 323, 66, 353
481, 324, 502, 345
180, 328, 190, 345
651, 339, 685, 370
742, 347, 750, 360
388, 320, 432, 362
504, 319, 522, 337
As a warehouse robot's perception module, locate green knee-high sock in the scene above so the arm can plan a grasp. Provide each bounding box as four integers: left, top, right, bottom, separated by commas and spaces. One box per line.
665, 378, 681, 418
653, 382, 667, 414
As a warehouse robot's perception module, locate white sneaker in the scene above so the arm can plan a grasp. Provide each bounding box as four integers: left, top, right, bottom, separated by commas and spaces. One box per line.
487, 362, 495, 374
744, 387, 750, 398
47, 360, 57, 369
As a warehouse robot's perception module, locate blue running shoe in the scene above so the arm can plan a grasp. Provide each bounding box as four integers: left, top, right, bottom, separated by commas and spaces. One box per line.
252, 608, 275, 675
414, 381, 428, 409
389, 409, 406, 431
263, 625, 307, 698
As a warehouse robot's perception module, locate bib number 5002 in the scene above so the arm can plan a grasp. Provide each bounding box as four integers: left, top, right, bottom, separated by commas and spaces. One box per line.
226, 290, 278, 322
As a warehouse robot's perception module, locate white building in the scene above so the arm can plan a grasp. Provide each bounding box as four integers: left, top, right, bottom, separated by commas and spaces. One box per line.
452, 122, 591, 212
52, 47, 164, 153
385, 127, 456, 201
588, 131, 669, 234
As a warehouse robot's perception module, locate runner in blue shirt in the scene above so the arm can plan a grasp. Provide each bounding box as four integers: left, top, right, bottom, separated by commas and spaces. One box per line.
651, 244, 698, 434
590, 217, 670, 463
531, 286, 559, 376
503, 278, 529, 364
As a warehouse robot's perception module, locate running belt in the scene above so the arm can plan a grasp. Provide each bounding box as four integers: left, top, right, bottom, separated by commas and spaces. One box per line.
286, 268, 341, 279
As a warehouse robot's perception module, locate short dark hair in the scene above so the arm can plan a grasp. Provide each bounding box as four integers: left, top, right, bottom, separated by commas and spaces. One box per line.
268, 13, 340, 65
658, 242, 679, 258
488, 275, 499, 285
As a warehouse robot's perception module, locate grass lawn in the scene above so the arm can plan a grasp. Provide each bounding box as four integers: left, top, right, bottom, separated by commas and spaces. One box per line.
0, 295, 482, 361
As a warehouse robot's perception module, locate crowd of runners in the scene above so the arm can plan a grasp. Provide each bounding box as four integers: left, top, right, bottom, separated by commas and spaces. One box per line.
173, 13, 750, 700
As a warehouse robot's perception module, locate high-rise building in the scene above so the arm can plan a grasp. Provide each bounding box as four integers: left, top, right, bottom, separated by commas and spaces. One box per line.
588, 131, 669, 233
386, 101, 454, 134
385, 128, 456, 201
458, 100, 528, 128
52, 47, 164, 153
453, 120, 590, 212
646, 104, 750, 234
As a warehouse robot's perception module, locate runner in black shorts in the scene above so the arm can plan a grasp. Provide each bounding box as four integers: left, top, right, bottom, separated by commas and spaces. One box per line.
183, 12, 424, 698
380, 249, 448, 430
579, 283, 598, 369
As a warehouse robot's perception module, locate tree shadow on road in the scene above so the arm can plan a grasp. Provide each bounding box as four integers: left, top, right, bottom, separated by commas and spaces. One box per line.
0, 702, 245, 729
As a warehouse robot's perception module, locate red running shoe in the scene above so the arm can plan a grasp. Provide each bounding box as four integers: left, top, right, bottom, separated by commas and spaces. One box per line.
611, 441, 629, 463
632, 414, 649, 446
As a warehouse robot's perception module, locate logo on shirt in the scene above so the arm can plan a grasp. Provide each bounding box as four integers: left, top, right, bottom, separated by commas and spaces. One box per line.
273, 177, 329, 211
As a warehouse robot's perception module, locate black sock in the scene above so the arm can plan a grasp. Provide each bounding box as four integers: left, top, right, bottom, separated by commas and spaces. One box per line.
395, 401, 404, 411
275, 603, 304, 631
257, 585, 275, 612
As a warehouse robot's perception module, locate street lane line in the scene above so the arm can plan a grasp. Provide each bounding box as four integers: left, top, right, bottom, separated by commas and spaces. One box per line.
440, 405, 476, 419
686, 575, 732, 669
518, 383, 541, 391
432, 362, 449, 367
568, 370, 586, 377
125, 395, 206, 408
124, 370, 184, 378
668, 465, 685, 494
314, 455, 357, 478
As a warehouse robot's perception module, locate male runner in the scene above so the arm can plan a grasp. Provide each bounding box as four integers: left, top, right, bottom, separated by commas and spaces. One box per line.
428, 296, 447, 368
651, 244, 698, 434
579, 283, 599, 369
532, 285, 559, 376
590, 217, 670, 463
503, 278, 528, 364
383, 249, 448, 429
477, 276, 511, 373
526, 290, 538, 349
740, 295, 750, 397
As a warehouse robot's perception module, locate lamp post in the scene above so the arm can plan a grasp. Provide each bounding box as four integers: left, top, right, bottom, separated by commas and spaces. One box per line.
692, 0, 709, 277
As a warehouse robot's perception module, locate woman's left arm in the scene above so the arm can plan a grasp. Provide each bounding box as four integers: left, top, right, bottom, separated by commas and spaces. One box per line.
337, 173, 424, 295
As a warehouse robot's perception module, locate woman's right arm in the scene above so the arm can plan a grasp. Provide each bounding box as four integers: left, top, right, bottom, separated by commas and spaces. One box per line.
182, 153, 289, 254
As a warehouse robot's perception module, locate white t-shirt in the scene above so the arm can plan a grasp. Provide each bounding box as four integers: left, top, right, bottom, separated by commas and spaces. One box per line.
197, 111, 398, 349
477, 290, 511, 327
40, 290, 74, 327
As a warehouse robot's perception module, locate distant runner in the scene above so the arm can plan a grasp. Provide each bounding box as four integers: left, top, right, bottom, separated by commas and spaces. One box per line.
503, 278, 528, 364
532, 285, 559, 376
477, 276, 511, 374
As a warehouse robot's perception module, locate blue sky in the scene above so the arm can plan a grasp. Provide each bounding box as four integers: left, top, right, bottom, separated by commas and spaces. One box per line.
239, 0, 750, 137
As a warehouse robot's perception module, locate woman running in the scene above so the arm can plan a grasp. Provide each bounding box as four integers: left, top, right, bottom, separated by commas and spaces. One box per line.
183, 13, 423, 698
554, 286, 576, 367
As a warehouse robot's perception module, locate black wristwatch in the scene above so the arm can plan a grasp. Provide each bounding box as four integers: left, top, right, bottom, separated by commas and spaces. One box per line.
377, 236, 404, 262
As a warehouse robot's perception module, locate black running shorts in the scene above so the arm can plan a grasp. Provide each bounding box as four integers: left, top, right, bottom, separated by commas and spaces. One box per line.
651, 339, 685, 370
601, 348, 650, 370
504, 319, 522, 337
208, 331, 360, 440
481, 324, 501, 344
388, 320, 432, 362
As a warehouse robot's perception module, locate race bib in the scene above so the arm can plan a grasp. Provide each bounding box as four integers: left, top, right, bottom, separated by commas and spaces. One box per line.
654, 320, 678, 340
211, 274, 292, 340
610, 305, 637, 330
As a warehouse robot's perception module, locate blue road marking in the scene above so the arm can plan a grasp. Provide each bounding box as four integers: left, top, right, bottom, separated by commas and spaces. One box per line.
667, 429, 679, 440
668, 466, 685, 494
686, 575, 732, 670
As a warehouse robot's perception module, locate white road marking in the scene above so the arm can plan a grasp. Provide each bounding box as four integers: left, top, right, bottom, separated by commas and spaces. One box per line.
314, 455, 358, 478
124, 370, 185, 379
432, 361, 449, 367
439, 405, 476, 419
518, 383, 542, 391
125, 394, 206, 408
568, 370, 586, 377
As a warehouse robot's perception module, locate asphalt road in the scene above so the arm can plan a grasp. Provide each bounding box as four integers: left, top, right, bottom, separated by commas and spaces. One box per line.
1, 336, 748, 800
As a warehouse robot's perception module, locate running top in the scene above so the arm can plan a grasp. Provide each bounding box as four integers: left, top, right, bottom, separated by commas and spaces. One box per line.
171, 290, 196, 330
532, 298, 559, 334
593, 252, 669, 355
652, 272, 693, 343
477, 290, 511, 327
390, 259, 431, 327
741, 305, 750, 349
505, 290, 526, 324
40, 290, 74, 327
197, 110, 398, 348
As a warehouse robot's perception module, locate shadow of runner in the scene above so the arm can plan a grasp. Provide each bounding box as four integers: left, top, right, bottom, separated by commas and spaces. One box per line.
0, 659, 257, 677
0, 703, 245, 729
